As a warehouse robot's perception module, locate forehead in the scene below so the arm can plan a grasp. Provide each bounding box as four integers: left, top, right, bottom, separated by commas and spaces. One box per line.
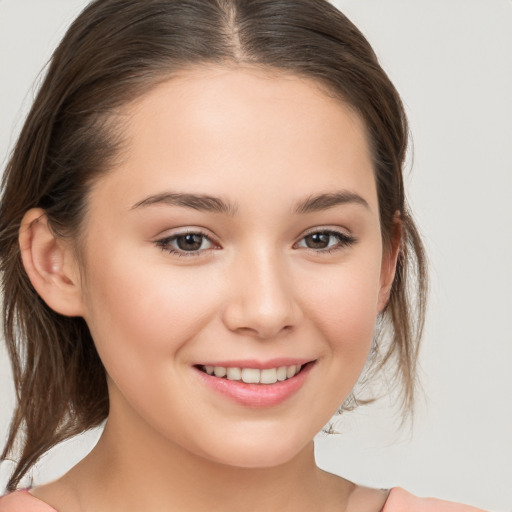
90, 65, 377, 214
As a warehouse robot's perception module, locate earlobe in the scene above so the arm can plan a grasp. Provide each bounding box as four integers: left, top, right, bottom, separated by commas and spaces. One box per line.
19, 208, 85, 317
377, 213, 402, 313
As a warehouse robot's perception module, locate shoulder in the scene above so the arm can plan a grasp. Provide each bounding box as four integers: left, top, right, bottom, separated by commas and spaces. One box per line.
383, 487, 489, 512
0, 490, 57, 512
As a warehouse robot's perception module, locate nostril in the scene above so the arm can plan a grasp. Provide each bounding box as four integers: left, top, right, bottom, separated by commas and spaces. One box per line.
221, 277, 302, 339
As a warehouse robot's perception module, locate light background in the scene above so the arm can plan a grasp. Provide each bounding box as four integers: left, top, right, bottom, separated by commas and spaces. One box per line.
0, 1, 511, 511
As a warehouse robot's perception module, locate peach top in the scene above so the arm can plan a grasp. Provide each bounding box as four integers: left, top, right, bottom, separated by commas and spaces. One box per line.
0, 487, 488, 511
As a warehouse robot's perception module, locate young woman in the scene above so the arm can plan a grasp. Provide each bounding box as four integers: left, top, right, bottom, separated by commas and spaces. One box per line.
0, 1, 489, 511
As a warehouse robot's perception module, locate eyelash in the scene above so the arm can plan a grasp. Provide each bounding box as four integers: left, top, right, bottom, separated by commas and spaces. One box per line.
155, 230, 218, 258
155, 229, 356, 257
295, 229, 357, 254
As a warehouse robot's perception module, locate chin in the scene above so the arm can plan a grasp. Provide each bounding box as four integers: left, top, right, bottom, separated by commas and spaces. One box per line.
196, 429, 313, 470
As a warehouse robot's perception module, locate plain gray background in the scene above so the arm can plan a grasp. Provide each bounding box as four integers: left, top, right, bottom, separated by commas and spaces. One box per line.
1, 1, 511, 511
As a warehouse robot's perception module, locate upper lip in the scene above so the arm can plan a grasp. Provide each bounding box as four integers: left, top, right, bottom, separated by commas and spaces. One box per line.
194, 358, 315, 370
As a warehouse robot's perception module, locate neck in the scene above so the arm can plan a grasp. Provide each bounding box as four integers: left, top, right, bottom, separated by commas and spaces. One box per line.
64, 405, 350, 512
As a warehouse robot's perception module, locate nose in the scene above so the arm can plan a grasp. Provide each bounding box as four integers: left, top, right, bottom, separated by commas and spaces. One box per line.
221, 247, 302, 339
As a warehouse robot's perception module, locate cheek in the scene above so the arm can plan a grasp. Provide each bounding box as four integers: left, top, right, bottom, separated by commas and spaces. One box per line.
298, 256, 382, 357
283, 257, 383, 426
80, 249, 221, 377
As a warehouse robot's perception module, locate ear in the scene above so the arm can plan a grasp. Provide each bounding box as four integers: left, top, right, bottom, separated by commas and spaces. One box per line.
19, 208, 85, 317
377, 212, 402, 313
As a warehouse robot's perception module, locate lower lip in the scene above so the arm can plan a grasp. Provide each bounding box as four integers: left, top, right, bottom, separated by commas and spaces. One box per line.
194, 363, 313, 408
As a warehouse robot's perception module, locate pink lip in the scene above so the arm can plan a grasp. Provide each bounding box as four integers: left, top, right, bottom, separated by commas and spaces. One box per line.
194, 361, 314, 408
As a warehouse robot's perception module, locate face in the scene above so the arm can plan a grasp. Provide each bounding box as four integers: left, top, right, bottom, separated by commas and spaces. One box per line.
75, 66, 396, 468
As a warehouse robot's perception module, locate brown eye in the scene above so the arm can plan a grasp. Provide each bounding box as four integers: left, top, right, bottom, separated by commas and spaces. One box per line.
156, 232, 215, 255
304, 232, 331, 249
296, 230, 356, 252
176, 233, 204, 251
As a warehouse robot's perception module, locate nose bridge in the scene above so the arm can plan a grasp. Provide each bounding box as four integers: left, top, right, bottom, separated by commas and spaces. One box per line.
222, 241, 301, 338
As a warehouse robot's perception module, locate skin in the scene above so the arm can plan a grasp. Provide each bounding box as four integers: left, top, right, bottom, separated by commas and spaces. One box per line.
20, 66, 398, 512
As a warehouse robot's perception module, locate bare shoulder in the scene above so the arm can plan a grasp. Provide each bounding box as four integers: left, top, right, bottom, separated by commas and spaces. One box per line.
314, 470, 389, 512
383, 487, 489, 512
345, 483, 390, 512
0, 489, 56, 512
28, 478, 82, 512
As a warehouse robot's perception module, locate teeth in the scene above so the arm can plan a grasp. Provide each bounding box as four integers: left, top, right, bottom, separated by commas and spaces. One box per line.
286, 365, 297, 378
214, 366, 226, 378
241, 368, 260, 383
203, 364, 303, 384
260, 368, 277, 384
226, 367, 241, 380
276, 366, 287, 381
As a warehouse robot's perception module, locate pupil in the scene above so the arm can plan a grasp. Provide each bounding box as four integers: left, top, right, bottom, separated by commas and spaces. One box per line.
177, 234, 202, 251
307, 233, 329, 248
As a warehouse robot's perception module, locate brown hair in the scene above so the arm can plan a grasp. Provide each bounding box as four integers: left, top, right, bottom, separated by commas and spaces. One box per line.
0, 0, 427, 491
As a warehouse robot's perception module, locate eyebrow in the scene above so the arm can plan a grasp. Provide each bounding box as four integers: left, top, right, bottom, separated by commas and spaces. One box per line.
131, 192, 238, 215
294, 191, 370, 214
131, 190, 369, 215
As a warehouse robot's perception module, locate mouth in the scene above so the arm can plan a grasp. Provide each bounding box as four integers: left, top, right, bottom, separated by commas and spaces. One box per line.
194, 361, 315, 407
194, 361, 313, 384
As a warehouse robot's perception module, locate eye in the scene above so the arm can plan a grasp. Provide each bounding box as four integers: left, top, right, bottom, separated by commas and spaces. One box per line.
155, 231, 216, 256
295, 230, 356, 252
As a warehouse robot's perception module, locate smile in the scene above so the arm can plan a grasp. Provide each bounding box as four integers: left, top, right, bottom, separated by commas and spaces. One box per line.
199, 364, 303, 384
194, 360, 314, 407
